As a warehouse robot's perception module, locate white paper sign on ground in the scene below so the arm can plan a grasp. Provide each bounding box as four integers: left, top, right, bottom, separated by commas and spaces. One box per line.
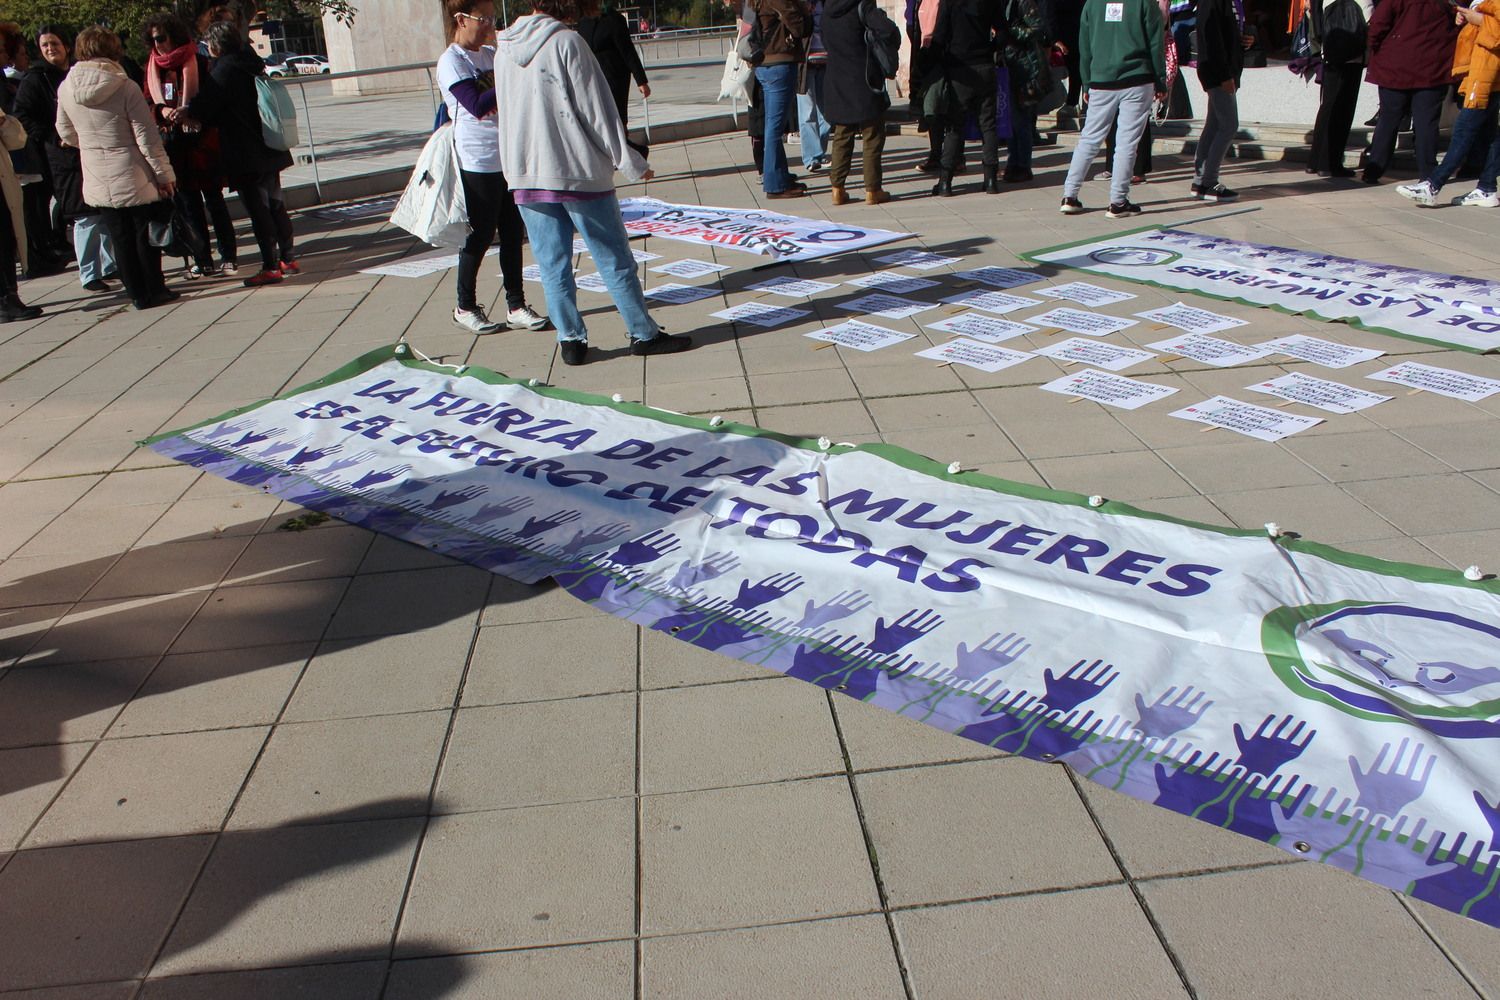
361, 247, 495, 278
955, 265, 1040, 289
942, 290, 1046, 315
747, 276, 841, 297
1170, 395, 1324, 440
1367, 362, 1500, 401
1137, 302, 1249, 334
1032, 337, 1157, 372
925, 312, 1037, 343
914, 338, 1035, 372
1147, 334, 1272, 367
805, 321, 915, 352
1247, 371, 1392, 414
1040, 369, 1180, 409
844, 272, 943, 294
644, 283, 720, 304
1028, 307, 1138, 336
875, 248, 962, 269
651, 259, 732, 278
1257, 334, 1386, 369
576, 273, 611, 293
1036, 282, 1138, 307
619, 197, 909, 261
837, 293, 939, 319
710, 301, 813, 327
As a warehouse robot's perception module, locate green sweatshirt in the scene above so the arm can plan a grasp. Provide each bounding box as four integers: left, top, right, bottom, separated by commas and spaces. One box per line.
1078, 0, 1167, 92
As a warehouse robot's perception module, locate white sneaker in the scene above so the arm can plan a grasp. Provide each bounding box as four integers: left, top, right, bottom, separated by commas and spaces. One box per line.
1396, 180, 1437, 207
1461, 188, 1500, 208
453, 306, 502, 334
506, 303, 549, 330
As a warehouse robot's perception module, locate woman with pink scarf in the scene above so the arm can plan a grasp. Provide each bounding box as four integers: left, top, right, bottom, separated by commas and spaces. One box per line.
140, 13, 234, 279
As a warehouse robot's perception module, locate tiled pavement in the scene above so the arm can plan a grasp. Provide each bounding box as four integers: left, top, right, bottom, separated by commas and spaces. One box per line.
3, 128, 1500, 998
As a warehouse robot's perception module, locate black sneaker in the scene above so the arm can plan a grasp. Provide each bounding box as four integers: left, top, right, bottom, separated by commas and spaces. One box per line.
559, 339, 589, 366
1059, 196, 1084, 215
1199, 184, 1238, 202
1106, 200, 1143, 218
82, 278, 111, 292
631, 332, 693, 356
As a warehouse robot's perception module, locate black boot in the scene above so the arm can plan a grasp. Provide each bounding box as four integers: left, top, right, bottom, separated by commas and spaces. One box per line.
931, 172, 954, 197
983, 164, 1000, 193
0, 293, 43, 323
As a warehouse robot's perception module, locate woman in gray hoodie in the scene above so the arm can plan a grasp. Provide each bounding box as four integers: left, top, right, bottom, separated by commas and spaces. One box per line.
494, 0, 691, 366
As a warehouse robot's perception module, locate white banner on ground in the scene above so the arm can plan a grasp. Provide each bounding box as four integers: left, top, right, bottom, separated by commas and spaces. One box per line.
1026, 226, 1500, 352
805, 321, 915, 352
1147, 333, 1272, 367
618, 197, 910, 261
1258, 334, 1386, 369
1029, 307, 1138, 336
1036, 282, 1138, 307
1248, 372, 1392, 414
1367, 362, 1500, 401
146, 344, 1500, 930
914, 339, 1035, 372
943, 290, 1045, 315
1136, 302, 1249, 335
1033, 337, 1157, 372
1171, 396, 1324, 440
925, 313, 1037, 343
1040, 369, 1179, 409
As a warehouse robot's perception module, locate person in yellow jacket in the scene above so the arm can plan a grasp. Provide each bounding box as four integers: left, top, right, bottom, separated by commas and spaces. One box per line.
1398, 0, 1500, 207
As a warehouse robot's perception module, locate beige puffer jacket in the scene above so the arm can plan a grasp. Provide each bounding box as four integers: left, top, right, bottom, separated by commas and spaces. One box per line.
56, 59, 174, 209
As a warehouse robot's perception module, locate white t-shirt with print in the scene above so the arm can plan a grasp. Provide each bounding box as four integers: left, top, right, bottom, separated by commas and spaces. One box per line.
436, 42, 502, 174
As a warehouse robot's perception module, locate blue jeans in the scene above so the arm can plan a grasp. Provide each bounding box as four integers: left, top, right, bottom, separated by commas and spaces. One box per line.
72, 213, 116, 285
516, 196, 659, 344
755, 63, 798, 193
798, 64, 831, 168
1431, 105, 1500, 193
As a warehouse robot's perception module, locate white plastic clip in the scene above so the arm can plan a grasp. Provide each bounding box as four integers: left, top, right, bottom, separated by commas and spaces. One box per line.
817, 436, 833, 450
1265, 522, 1283, 538
527, 378, 540, 387
1465, 565, 1485, 581
1088, 495, 1105, 508
947, 461, 962, 475
709, 415, 725, 427
612, 393, 625, 403
393, 343, 407, 355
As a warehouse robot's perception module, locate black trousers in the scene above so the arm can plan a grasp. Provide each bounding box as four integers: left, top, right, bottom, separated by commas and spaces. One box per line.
0, 183, 16, 292
457, 169, 525, 313
1310, 62, 1364, 172
99, 204, 166, 306
1065, 46, 1082, 107
1106, 118, 1153, 175
22, 182, 58, 267
236, 171, 294, 273
177, 187, 238, 268
941, 63, 1000, 171
1364, 85, 1445, 181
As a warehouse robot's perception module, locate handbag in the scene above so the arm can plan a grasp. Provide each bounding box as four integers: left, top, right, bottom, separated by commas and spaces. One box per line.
720, 48, 754, 101
389, 122, 470, 247
145, 198, 180, 252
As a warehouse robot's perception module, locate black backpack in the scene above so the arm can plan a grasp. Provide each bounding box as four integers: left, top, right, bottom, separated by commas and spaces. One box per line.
858, 0, 901, 82
1314, 0, 1368, 64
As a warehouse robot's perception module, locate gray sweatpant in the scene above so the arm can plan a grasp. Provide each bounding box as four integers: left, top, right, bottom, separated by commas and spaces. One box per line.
1193, 85, 1239, 189
1062, 83, 1154, 206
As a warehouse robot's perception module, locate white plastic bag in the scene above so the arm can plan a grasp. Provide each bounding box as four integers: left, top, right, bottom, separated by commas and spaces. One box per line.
719, 48, 753, 104
390, 123, 469, 248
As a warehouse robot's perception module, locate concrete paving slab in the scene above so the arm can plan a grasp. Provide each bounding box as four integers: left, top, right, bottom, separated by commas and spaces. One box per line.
107, 644, 310, 739
833, 694, 1006, 771
139, 961, 388, 1000
171, 579, 347, 655
0, 742, 92, 850
386, 943, 633, 1000
0, 658, 158, 747
639, 627, 778, 689
464, 617, 639, 705
283, 625, 470, 722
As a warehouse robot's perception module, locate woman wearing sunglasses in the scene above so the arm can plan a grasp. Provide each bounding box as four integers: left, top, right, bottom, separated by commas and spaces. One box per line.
438, 0, 548, 335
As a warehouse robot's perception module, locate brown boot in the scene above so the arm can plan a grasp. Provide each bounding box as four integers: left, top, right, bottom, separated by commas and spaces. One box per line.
865, 189, 891, 205
831, 186, 851, 206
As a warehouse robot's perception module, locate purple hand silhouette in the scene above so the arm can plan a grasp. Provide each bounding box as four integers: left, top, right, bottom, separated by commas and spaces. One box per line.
1132, 686, 1213, 739
560, 522, 632, 555
515, 509, 582, 540
431, 485, 488, 510
1233, 713, 1314, 777
233, 427, 283, 448
392, 478, 429, 497
796, 590, 872, 630
203, 421, 246, 440
731, 572, 804, 611
1416, 660, 1500, 695
319, 450, 377, 476
611, 529, 681, 566
288, 444, 342, 466
951, 631, 1031, 682
868, 608, 944, 655
352, 465, 412, 490
258, 440, 297, 460
1349, 738, 1436, 822
227, 464, 279, 486
474, 496, 533, 522
1475, 791, 1500, 847
789, 635, 867, 686
669, 551, 739, 590
1042, 659, 1119, 714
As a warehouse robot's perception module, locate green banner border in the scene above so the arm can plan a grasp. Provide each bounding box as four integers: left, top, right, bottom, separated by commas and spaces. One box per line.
143, 341, 1500, 596
1021, 225, 1499, 355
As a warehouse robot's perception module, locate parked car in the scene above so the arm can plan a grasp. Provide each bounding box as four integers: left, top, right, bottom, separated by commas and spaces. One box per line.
267, 54, 330, 77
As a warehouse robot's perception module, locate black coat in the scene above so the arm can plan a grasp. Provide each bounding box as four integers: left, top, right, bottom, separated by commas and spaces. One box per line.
577, 12, 648, 104
186, 49, 292, 179
1195, 0, 1244, 88
12, 62, 87, 218
823, 0, 896, 123
934, 0, 1003, 67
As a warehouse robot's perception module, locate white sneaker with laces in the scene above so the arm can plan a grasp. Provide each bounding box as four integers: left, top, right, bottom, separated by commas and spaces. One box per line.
453, 306, 502, 334
507, 303, 549, 330
1397, 180, 1437, 206
1461, 188, 1500, 208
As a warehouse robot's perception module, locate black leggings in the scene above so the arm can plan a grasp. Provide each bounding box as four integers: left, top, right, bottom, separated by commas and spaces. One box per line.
99, 204, 166, 306
0, 183, 15, 289
457, 169, 524, 313
237, 171, 294, 272
178, 187, 238, 268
